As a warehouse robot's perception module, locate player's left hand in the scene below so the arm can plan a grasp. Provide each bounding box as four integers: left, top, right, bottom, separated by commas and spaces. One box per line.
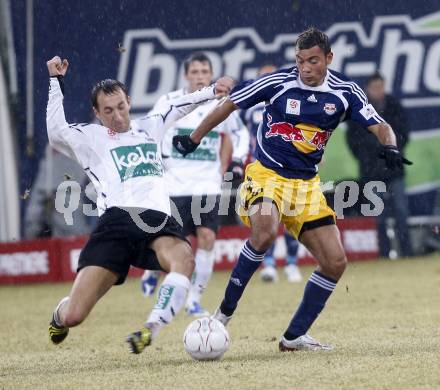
227, 159, 244, 180
214, 76, 235, 98
379, 145, 413, 170
172, 135, 199, 157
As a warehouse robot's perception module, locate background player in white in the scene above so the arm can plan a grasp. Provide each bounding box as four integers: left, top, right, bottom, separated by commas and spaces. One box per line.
46, 56, 233, 354
141, 52, 249, 316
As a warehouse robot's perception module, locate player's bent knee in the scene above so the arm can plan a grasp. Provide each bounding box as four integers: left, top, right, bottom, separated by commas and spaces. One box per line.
251, 229, 278, 252
324, 254, 347, 280
335, 254, 348, 275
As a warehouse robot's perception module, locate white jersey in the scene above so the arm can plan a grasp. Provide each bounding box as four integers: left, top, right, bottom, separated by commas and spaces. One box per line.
158, 89, 249, 197
46, 77, 216, 216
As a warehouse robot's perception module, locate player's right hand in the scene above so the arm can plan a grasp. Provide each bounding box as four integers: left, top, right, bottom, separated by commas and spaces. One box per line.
47, 56, 69, 77
172, 135, 200, 157
214, 76, 235, 98
379, 145, 413, 170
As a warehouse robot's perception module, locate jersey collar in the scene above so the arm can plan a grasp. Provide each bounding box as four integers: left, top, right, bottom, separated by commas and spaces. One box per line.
297, 70, 331, 92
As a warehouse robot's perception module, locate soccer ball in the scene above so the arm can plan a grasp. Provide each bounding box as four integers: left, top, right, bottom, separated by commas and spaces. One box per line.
183, 317, 230, 361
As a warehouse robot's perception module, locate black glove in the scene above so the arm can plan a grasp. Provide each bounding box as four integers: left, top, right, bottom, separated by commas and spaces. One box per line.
172, 135, 199, 157
379, 145, 413, 170
227, 159, 244, 181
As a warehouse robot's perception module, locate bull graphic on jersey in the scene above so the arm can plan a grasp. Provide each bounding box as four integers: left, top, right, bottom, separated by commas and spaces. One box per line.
265, 114, 331, 153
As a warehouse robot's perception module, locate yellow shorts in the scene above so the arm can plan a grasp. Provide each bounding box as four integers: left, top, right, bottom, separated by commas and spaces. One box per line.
237, 161, 335, 238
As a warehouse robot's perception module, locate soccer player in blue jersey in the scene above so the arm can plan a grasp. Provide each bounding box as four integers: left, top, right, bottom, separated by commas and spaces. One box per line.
173, 27, 412, 351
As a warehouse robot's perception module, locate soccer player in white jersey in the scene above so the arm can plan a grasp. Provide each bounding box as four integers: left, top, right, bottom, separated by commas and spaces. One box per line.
173, 28, 412, 351
45, 56, 233, 354
141, 52, 249, 316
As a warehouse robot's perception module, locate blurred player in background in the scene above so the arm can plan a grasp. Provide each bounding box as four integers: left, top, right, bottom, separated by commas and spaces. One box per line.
243, 63, 301, 283
24, 145, 92, 238
141, 52, 249, 316
45, 55, 233, 354
347, 72, 413, 258
173, 27, 411, 351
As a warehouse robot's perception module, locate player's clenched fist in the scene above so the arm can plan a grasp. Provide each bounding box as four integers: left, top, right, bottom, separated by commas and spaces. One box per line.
214, 76, 235, 98
47, 56, 69, 77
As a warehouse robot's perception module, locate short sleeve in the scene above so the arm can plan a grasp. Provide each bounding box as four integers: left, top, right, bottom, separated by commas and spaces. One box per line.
346, 83, 384, 127
230, 71, 286, 110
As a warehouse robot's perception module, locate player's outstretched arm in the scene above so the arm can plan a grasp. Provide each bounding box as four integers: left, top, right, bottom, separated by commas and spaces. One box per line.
153, 76, 235, 131
46, 56, 89, 161
46, 56, 72, 154
46, 56, 70, 143
368, 123, 413, 169
192, 99, 238, 143
173, 99, 238, 157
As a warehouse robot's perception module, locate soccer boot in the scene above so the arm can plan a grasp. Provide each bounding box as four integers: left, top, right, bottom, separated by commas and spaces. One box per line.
186, 302, 210, 317
140, 270, 160, 297
126, 327, 152, 354
284, 264, 302, 283
210, 307, 232, 327
279, 334, 333, 351
49, 297, 70, 344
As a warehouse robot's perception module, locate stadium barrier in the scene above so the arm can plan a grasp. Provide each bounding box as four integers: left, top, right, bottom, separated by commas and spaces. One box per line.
0, 218, 378, 285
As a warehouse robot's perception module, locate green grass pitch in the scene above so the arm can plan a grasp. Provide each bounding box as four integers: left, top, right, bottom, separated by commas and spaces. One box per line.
1, 255, 440, 389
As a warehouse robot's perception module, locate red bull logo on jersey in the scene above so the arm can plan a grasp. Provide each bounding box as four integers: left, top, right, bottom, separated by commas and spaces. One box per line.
323, 103, 336, 115
265, 115, 330, 153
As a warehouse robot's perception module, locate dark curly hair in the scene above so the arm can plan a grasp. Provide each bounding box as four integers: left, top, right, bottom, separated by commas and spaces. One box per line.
91, 79, 129, 109
296, 27, 331, 55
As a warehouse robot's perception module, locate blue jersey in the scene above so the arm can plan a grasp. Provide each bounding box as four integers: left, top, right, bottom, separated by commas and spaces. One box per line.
230, 67, 384, 179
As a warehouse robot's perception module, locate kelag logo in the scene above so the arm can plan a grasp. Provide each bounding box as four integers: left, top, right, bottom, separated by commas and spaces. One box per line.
118, 12, 440, 131
110, 143, 163, 182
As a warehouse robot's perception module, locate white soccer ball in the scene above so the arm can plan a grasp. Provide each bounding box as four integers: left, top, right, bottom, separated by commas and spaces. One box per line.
183, 317, 230, 361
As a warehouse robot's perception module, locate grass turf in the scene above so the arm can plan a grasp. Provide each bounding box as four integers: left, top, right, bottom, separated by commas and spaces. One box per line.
1, 255, 440, 389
